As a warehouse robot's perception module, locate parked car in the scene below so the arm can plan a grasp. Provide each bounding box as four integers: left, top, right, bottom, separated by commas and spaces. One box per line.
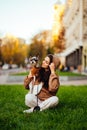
11, 64, 18, 69
2, 64, 10, 70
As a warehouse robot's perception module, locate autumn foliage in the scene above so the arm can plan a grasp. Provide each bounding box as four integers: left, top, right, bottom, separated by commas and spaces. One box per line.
1, 35, 27, 66
53, 26, 66, 53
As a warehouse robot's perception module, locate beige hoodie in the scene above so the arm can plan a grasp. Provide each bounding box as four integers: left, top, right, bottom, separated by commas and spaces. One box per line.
24, 55, 60, 101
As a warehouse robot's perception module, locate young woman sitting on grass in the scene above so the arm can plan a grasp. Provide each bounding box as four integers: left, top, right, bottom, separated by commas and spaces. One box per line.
23, 54, 60, 113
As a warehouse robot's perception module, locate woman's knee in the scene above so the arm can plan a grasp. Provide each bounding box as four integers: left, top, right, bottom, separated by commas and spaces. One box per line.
51, 96, 59, 106
25, 94, 34, 106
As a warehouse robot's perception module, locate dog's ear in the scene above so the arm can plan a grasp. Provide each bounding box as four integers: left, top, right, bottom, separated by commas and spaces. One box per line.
36, 54, 39, 58
37, 55, 39, 59
28, 56, 31, 62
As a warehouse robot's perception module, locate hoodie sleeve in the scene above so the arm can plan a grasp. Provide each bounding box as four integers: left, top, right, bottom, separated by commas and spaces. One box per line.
48, 73, 60, 93
24, 76, 33, 90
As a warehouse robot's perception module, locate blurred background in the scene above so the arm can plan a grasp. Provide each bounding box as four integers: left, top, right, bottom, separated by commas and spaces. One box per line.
0, 0, 87, 74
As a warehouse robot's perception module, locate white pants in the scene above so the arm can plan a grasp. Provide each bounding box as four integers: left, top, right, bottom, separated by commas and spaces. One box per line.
25, 93, 59, 111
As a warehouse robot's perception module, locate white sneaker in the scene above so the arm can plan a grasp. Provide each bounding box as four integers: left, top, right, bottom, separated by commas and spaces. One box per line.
23, 108, 33, 113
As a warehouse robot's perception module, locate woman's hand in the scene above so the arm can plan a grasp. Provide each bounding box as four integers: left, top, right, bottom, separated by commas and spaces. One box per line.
28, 71, 33, 79
49, 63, 55, 74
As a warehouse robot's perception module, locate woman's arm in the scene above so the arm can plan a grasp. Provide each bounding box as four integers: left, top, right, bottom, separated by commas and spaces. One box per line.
48, 73, 60, 92
49, 63, 60, 92
24, 71, 33, 89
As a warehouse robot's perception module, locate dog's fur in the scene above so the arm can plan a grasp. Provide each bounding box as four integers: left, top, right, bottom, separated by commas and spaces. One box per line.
29, 56, 39, 68
29, 56, 41, 82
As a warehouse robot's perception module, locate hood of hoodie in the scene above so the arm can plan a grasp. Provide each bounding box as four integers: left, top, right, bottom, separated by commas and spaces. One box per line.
53, 55, 61, 70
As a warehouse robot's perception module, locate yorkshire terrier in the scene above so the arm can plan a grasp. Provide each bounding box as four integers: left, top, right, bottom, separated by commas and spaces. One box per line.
29, 56, 39, 68
29, 56, 41, 81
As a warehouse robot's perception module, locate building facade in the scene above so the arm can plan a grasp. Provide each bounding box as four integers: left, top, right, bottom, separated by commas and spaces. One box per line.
62, 0, 87, 72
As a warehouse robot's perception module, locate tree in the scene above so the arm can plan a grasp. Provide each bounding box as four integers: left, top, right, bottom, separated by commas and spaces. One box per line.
28, 39, 46, 62
53, 26, 66, 53
0, 39, 3, 66
52, 2, 65, 53
1, 35, 27, 65
28, 30, 53, 61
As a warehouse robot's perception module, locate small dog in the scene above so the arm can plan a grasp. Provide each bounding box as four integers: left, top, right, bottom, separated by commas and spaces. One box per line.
29, 56, 41, 81
29, 56, 39, 68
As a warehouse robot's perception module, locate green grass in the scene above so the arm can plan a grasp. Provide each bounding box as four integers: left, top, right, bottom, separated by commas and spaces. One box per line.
12, 71, 29, 76
0, 85, 87, 130
12, 70, 84, 76
56, 71, 85, 76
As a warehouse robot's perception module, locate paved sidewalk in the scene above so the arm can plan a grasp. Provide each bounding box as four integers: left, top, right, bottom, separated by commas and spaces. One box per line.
0, 75, 87, 86
0, 74, 9, 84
60, 80, 87, 86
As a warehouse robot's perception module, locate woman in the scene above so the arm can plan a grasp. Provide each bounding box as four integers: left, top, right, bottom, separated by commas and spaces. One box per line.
23, 54, 60, 113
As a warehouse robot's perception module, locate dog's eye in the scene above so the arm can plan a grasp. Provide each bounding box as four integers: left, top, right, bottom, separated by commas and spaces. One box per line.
29, 56, 39, 66
32, 61, 36, 63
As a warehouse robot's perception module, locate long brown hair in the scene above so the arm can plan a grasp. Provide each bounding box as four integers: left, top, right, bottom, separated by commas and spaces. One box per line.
40, 54, 53, 88
31, 54, 54, 88
38, 67, 50, 88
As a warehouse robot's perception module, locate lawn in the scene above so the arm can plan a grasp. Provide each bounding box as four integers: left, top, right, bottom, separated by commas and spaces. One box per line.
12, 70, 85, 76
0, 85, 87, 130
